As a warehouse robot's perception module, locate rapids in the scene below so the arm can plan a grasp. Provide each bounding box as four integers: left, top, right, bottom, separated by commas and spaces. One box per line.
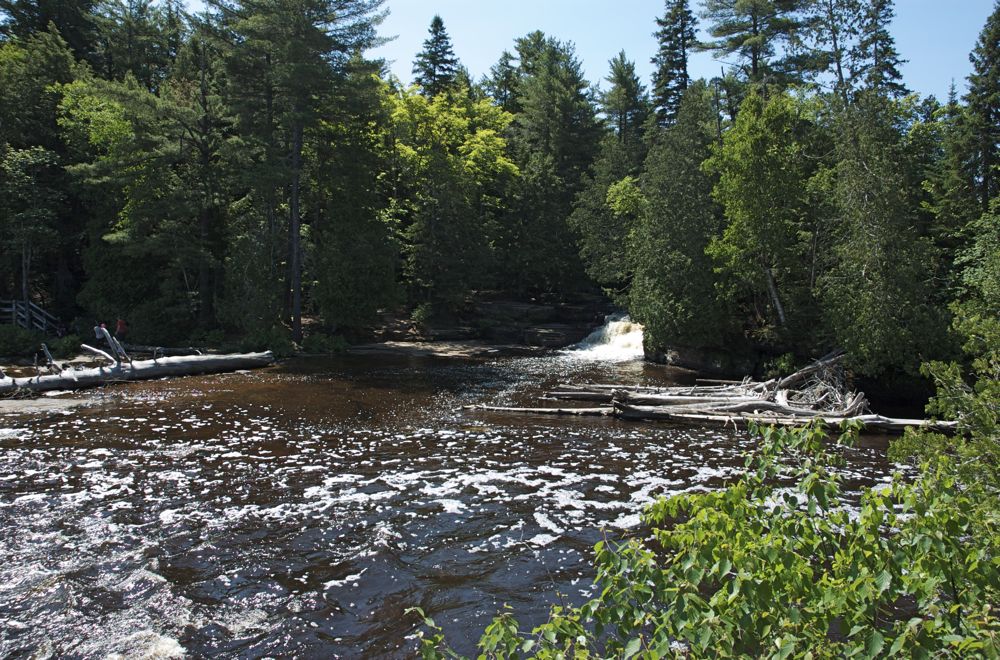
0, 318, 896, 657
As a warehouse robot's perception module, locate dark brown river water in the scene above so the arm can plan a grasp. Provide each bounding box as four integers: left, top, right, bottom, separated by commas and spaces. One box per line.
0, 338, 897, 658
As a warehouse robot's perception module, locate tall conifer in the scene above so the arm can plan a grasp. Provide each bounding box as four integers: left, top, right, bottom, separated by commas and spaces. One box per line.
850, 0, 907, 98
965, 1, 1000, 211
651, 0, 696, 125
698, 0, 805, 86
411, 15, 458, 97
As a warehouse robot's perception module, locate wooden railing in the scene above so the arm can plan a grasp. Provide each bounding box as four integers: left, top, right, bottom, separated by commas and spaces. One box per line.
0, 300, 61, 335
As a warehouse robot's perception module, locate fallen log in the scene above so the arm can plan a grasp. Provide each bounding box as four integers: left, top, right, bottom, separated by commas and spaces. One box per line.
548, 388, 770, 405
612, 402, 956, 435
121, 343, 203, 357
0, 351, 275, 394
464, 404, 613, 417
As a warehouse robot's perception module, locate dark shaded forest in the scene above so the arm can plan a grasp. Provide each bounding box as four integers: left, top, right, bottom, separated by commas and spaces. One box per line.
1, 0, 998, 382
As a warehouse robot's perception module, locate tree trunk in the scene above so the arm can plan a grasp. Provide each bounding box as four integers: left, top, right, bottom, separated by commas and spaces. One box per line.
21, 244, 31, 303
764, 267, 786, 326
289, 120, 304, 343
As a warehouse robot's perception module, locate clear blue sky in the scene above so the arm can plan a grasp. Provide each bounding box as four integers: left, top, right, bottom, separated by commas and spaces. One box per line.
369, 0, 996, 101
186, 1, 996, 101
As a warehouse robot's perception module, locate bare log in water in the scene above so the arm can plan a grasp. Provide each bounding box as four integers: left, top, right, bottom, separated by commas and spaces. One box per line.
121, 343, 204, 357
612, 402, 956, 434
464, 404, 613, 417
477, 353, 950, 435
0, 352, 275, 394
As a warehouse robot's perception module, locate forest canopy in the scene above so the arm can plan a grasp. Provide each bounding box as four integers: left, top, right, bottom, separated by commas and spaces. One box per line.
0, 0, 997, 381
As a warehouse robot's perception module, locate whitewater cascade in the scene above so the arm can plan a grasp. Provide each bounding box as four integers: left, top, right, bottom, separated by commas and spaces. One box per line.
563, 315, 645, 362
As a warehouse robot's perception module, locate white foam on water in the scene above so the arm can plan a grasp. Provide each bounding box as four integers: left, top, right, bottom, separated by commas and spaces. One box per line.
562, 314, 644, 362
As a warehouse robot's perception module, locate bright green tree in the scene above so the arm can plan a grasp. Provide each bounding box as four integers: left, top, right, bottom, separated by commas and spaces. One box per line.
703, 89, 811, 337
390, 85, 517, 309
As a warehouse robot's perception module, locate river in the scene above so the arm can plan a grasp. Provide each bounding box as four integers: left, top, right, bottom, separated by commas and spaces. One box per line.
0, 320, 896, 658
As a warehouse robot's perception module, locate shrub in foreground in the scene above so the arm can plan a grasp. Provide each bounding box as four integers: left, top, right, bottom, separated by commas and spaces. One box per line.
412, 422, 999, 658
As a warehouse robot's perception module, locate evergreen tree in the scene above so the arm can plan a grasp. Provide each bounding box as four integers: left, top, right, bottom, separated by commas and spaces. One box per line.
411, 15, 458, 97
310, 55, 398, 333
0, 146, 64, 303
0, 0, 97, 60
801, 0, 860, 101
964, 1, 1000, 211
570, 53, 649, 291
483, 49, 517, 112
821, 96, 946, 375
629, 81, 730, 349
698, 0, 805, 86
207, 0, 386, 342
93, 0, 182, 92
850, 0, 907, 98
500, 33, 601, 292
651, 0, 696, 126
600, 51, 650, 146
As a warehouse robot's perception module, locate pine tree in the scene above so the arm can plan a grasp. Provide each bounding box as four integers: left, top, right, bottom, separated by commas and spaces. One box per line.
651, 0, 696, 125
698, 0, 805, 86
601, 51, 650, 146
801, 0, 860, 101
411, 15, 458, 97
484, 50, 517, 112
501, 34, 601, 292
965, 1, 1000, 211
207, 0, 386, 342
850, 0, 907, 98
0, 0, 97, 60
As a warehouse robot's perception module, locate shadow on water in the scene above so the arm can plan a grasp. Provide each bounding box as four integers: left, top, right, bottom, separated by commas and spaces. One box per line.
0, 338, 898, 657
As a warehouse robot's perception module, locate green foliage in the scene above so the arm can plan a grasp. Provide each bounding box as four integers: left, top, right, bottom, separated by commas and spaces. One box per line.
414, 422, 1000, 658
850, 0, 908, 98
310, 58, 399, 332
47, 334, 81, 359
820, 94, 949, 376
301, 331, 349, 355
964, 1, 1000, 211
236, 324, 294, 357
627, 81, 730, 350
891, 197, 1000, 495
390, 84, 517, 306
0, 325, 42, 358
697, 0, 806, 86
704, 89, 812, 335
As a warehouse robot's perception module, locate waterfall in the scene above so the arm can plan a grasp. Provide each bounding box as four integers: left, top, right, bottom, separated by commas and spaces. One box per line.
562, 315, 645, 362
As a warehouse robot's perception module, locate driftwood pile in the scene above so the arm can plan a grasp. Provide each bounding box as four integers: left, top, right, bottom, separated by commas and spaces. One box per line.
467, 351, 957, 435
